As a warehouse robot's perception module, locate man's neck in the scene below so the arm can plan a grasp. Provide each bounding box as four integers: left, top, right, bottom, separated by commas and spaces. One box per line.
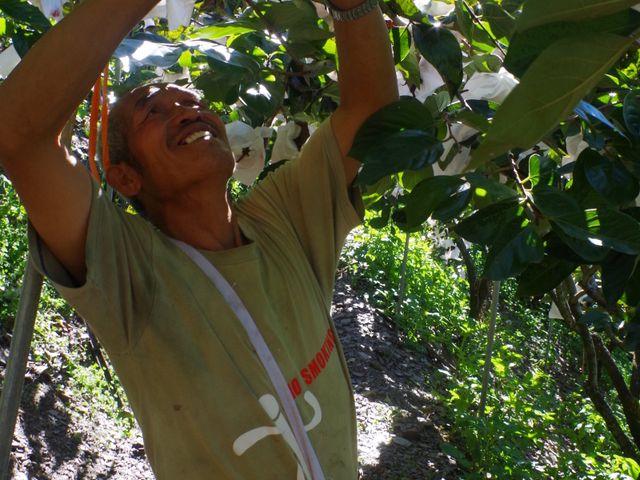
146, 185, 243, 252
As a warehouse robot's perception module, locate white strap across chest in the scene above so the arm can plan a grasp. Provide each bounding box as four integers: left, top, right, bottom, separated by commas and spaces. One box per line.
170, 238, 325, 480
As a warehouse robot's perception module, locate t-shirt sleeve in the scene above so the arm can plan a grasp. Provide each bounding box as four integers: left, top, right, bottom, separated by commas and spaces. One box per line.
241, 117, 363, 301
28, 181, 155, 354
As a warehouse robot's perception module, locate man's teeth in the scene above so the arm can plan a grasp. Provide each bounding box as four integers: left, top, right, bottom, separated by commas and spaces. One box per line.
184, 131, 212, 145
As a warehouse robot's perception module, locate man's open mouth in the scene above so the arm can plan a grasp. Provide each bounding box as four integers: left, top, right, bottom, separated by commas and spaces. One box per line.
181, 130, 213, 145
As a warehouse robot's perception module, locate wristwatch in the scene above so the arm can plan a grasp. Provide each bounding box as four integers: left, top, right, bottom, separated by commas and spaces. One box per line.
325, 0, 379, 22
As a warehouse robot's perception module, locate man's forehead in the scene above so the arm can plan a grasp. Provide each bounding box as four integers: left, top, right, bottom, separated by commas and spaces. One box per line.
116, 83, 201, 114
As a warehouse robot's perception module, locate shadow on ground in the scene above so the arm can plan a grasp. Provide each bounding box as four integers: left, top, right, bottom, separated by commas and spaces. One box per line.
332, 275, 462, 479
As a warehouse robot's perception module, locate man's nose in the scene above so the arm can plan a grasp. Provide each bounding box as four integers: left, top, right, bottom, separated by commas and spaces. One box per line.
173, 103, 201, 125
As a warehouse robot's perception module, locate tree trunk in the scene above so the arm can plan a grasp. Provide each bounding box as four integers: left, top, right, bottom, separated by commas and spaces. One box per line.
454, 237, 490, 320
631, 351, 640, 399
593, 334, 640, 449
553, 285, 640, 460
479, 281, 500, 417
395, 232, 411, 317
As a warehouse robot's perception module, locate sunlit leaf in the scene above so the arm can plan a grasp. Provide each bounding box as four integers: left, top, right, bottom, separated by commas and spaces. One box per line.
516, 0, 640, 32
471, 33, 633, 167
505, 9, 640, 78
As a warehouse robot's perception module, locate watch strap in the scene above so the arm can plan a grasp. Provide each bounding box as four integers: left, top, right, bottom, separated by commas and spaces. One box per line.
326, 0, 379, 22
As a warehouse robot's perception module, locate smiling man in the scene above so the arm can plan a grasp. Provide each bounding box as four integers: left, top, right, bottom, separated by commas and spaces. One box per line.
0, 0, 397, 478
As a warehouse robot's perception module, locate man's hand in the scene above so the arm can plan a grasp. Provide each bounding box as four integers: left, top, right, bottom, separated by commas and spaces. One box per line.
0, 0, 158, 283
330, 0, 399, 185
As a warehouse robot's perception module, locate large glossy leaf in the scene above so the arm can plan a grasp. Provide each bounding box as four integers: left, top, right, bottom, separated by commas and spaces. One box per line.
392, 0, 424, 20
0, 0, 50, 31
433, 183, 473, 222
465, 173, 518, 208
602, 252, 637, 305
349, 98, 442, 186
391, 27, 412, 65
454, 198, 520, 245
484, 222, 544, 280
517, 256, 577, 296
505, 9, 640, 78
546, 230, 610, 263
534, 186, 640, 255
471, 33, 633, 167
626, 263, 640, 307
413, 24, 463, 96
624, 89, 640, 137
516, 0, 639, 32
187, 40, 260, 75
194, 21, 258, 40
481, 2, 516, 40
579, 149, 639, 206
404, 176, 467, 227
115, 36, 186, 68
258, 0, 330, 43
528, 154, 556, 187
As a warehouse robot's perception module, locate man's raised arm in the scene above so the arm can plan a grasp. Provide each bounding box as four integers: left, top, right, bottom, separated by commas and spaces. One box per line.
331, 0, 399, 184
0, 0, 158, 283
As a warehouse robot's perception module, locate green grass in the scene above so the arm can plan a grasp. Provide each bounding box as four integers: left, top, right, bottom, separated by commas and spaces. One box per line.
341, 222, 639, 479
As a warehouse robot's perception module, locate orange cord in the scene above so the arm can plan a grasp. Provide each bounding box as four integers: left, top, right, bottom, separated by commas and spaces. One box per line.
88, 77, 101, 182
100, 64, 110, 173
88, 65, 110, 182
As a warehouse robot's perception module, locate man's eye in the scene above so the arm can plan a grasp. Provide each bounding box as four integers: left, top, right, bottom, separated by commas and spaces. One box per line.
145, 107, 159, 120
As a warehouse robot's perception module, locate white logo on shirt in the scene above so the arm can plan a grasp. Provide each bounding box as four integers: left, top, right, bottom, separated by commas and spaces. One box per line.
233, 391, 322, 480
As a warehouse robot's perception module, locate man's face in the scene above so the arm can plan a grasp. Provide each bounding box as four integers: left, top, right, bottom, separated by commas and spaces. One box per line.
114, 83, 234, 201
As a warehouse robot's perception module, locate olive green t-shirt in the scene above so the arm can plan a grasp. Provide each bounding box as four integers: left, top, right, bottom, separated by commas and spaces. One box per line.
28, 119, 362, 479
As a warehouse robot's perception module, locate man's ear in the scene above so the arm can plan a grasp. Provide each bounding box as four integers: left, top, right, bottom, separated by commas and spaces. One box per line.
106, 163, 142, 197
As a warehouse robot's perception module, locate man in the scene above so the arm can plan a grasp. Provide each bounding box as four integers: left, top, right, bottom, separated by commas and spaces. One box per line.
0, 0, 397, 478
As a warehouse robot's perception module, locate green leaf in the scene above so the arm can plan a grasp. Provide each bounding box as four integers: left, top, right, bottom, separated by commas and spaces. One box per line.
440, 443, 471, 469
188, 40, 260, 76
528, 154, 556, 187
195, 70, 243, 104
624, 89, 640, 137
579, 149, 639, 206
433, 183, 473, 222
10, 26, 42, 57
602, 252, 637, 305
0, 0, 50, 31
413, 24, 463, 96
454, 198, 520, 245
470, 33, 633, 168
535, 186, 640, 255
466, 173, 518, 207
505, 9, 640, 78
484, 222, 544, 280
454, 110, 491, 132
517, 256, 577, 296
400, 165, 433, 191
404, 176, 467, 227
193, 21, 258, 40
391, 27, 412, 65
391, 0, 424, 20
398, 49, 421, 86
626, 262, 640, 307
516, 0, 640, 32
624, 316, 640, 350
455, 0, 495, 53
481, 2, 516, 40
349, 98, 443, 186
